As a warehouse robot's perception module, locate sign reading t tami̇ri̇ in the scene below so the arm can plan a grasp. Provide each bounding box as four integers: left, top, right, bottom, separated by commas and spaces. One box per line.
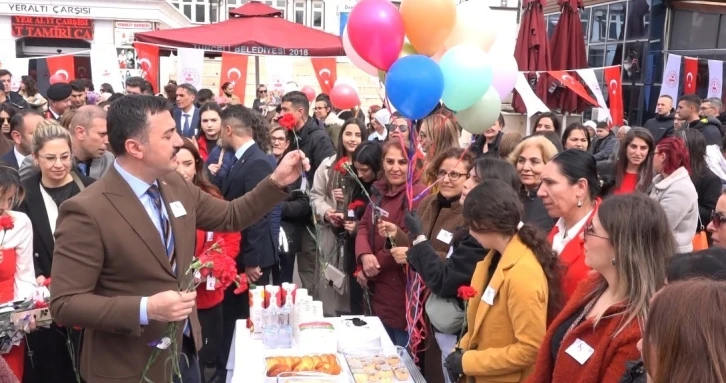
6, 4, 92, 16
11, 16, 94, 40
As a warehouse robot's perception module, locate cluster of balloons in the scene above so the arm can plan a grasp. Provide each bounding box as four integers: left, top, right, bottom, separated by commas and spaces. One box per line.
340, 0, 519, 134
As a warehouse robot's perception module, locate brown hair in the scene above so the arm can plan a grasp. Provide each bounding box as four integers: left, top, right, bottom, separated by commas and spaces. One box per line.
643, 279, 726, 383
497, 132, 523, 160
423, 147, 474, 186
615, 127, 654, 193
463, 180, 563, 320
420, 113, 460, 160
179, 138, 223, 198
59, 109, 76, 130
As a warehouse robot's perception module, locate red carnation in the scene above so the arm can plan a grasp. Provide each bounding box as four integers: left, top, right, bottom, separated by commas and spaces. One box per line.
278, 113, 297, 131
42, 278, 51, 287
333, 156, 349, 175
353, 264, 363, 278
457, 286, 477, 300
233, 273, 249, 295
35, 300, 48, 309
0, 215, 13, 230
348, 200, 366, 212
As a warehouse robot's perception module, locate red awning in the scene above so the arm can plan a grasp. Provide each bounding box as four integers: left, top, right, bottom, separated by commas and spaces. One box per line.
134, 1, 344, 57
511, 0, 551, 114
548, 0, 590, 113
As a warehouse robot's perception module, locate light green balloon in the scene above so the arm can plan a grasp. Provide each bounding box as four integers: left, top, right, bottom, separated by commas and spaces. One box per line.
456, 88, 502, 135
439, 44, 493, 111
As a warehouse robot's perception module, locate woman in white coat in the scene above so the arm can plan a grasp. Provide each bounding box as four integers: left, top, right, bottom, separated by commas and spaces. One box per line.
650, 137, 699, 252
310, 119, 368, 315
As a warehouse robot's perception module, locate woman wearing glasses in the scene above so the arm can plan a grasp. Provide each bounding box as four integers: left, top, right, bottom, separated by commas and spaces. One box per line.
0, 104, 15, 140
706, 191, 726, 248
252, 84, 271, 115
528, 193, 674, 383
18, 120, 94, 382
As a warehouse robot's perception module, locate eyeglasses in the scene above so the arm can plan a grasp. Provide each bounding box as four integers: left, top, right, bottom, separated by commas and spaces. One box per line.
437, 170, 469, 181
584, 222, 609, 240
711, 211, 726, 229
38, 153, 72, 165
387, 124, 408, 133
0, 117, 8, 125
271, 137, 288, 143
258, 89, 267, 94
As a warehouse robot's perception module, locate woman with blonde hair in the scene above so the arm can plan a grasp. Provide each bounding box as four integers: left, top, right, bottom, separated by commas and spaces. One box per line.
528, 193, 675, 383
642, 279, 726, 383
507, 136, 558, 232
420, 114, 460, 182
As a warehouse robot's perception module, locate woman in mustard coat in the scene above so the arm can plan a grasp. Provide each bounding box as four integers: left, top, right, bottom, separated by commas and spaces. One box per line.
444, 180, 563, 383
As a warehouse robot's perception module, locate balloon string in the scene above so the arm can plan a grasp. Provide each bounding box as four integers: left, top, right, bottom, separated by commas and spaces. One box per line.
405, 266, 429, 362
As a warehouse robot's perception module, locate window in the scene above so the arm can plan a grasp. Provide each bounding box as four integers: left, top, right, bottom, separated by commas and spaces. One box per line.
625, 0, 650, 40
608, 3, 626, 41
225, 0, 286, 19
171, 0, 219, 23
670, 10, 720, 50
590, 5, 607, 43
580, 8, 590, 41
547, 14, 560, 38
294, 1, 305, 24
312, 1, 324, 29
195, 4, 205, 23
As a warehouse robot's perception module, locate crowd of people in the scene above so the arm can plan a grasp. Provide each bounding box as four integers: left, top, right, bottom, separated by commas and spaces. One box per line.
0, 68, 721, 383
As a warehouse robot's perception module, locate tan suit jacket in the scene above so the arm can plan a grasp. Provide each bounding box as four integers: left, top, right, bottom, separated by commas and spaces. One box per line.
49, 165, 288, 383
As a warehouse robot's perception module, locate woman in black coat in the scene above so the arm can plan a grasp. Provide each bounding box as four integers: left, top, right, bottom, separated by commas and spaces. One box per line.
679, 129, 721, 244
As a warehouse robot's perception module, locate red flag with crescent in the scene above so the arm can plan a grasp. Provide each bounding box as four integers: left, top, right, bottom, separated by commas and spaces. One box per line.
46, 55, 75, 83
311, 58, 337, 94
604, 66, 624, 127
683, 57, 698, 95
220, 52, 248, 103
547, 71, 598, 107
133, 43, 160, 93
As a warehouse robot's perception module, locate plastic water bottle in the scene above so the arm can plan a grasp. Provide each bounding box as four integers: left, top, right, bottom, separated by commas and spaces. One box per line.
277, 304, 292, 348
262, 305, 279, 348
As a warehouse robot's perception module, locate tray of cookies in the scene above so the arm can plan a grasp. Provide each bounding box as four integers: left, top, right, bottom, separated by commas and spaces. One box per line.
342, 346, 425, 383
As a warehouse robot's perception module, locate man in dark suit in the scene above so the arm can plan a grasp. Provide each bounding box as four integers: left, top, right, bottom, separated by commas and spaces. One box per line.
1, 109, 43, 169
50, 95, 309, 383
173, 84, 200, 138
217, 106, 277, 379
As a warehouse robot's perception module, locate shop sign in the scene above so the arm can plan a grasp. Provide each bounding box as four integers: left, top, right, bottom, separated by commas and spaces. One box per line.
115, 21, 154, 47
11, 16, 94, 40
6, 4, 92, 16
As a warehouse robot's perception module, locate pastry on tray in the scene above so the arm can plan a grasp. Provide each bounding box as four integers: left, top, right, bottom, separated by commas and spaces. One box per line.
265, 354, 342, 377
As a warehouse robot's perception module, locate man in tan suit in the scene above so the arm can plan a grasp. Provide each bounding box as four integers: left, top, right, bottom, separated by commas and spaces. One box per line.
50, 95, 308, 383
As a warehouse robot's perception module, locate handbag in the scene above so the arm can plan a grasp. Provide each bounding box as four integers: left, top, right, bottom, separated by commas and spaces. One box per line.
425, 293, 465, 335
693, 214, 708, 251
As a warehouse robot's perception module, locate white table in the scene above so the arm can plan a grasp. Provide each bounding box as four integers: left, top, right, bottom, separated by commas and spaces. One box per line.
226, 316, 394, 383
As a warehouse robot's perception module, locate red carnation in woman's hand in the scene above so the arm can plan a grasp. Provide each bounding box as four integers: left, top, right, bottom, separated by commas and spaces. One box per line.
0, 215, 13, 230
233, 273, 249, 295
278, 113, 297, 131
333, 156, 349, 175
457, 286, 477, 300
348, 200, 366, 211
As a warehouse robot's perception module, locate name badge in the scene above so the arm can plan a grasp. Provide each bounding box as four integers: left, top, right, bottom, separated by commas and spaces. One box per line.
565, 338, 595, 365
348, 209, 356, 218
436, 229, 453, 245
446, 246, 453, 259
481, 286, 496, 305
206, 276, 216, 291
375, 207, 390, 218
169, 201, 187, 218
206, 231, 214, 242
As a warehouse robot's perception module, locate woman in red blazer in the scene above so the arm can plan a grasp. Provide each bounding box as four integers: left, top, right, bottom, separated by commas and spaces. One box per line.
176, 138, 241, 382
537, 150, 612, 300
527, 193, 675, 383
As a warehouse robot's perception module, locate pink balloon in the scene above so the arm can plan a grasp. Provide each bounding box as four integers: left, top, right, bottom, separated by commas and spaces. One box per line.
301, 85, 316, 102
330, 84, 360, 110
347, 0, 405, 71
343, 27, 378, 77
49, 74, 64, 85
490, 55, 519, 101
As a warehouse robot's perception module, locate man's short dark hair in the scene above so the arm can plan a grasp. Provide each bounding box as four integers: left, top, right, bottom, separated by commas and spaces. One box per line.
178, 83, 197, 96
9, 109, 41, 134
125, 76, 144, 89
0, 70, 11, 78
595, 121, 609, 130
107, 95, 172, 156
196, 88, 214, 104
658, 94, 672, 101
108, 93, 124, 104
282, 91, 310, 114
220, 105, 271, 151
69, 79, 85, 92
315, 93, 331, 108
678, 94, 701, 108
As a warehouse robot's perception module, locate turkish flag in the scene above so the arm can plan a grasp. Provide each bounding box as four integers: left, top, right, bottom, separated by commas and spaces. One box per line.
220, 52, 248, 103
46, 55, 75, 83
133, 43, 160, 93
604, 66, 624, 127
74, 56, 91, 80
683, 57, 698, 95
547, 71, 598, 107
311, 58, 337, 94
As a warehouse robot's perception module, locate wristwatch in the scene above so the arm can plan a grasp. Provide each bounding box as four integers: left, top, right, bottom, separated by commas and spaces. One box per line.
412, 235, 427, 246
269, 175, 286, 190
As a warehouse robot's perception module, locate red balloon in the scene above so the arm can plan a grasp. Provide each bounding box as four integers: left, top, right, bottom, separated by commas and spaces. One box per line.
49, 74, 64, 84
301, 86, 316, 102
330, 84, 360, 110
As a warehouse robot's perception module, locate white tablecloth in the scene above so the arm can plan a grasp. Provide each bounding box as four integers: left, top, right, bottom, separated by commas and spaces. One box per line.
226, 316, 394, 383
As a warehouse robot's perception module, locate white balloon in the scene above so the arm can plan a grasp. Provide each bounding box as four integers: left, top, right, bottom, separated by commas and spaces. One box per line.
445, 2, 497, 52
